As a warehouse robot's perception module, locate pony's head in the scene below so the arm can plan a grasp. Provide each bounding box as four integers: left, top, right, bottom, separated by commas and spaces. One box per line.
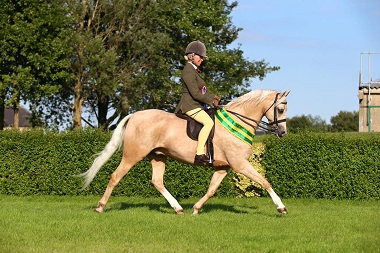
263, 91, 290, 137
224, 89, 290, 137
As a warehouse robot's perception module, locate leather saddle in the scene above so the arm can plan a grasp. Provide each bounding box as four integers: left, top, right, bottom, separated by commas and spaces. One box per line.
175, 108, 216, 163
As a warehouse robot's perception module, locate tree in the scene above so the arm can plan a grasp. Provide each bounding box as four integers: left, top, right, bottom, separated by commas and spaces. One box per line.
2, 0, 280, 130
63, 0, 280, 130
287, 114, 329, 133
61, 0, 176, 130
330, 111, 358, 132
0, 0, 72, 129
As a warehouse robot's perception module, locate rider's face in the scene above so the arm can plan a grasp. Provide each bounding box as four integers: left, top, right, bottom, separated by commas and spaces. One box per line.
193, 54, 204, 67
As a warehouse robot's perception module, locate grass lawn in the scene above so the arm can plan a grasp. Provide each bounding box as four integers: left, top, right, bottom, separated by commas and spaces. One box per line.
0, 195, 378, 253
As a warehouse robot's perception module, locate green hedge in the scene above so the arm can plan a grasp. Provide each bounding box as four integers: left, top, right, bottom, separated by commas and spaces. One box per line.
0, 129, 236, 198
262, 132, 380, 200
1, 130, 379, 200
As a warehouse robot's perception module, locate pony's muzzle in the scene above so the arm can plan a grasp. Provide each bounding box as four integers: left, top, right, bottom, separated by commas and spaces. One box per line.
275, 125, 287, 138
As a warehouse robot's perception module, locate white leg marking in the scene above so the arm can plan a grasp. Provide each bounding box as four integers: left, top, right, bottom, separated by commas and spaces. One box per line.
162, 190, 183, 212
267, 187, 285, 209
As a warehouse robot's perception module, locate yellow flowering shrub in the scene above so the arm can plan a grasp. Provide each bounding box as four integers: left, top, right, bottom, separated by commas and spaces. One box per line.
233, 142, 266, 198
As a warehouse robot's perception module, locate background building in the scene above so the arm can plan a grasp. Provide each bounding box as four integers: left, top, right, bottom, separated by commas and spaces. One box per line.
4, 106, 32, 130
358, 52, 380, 132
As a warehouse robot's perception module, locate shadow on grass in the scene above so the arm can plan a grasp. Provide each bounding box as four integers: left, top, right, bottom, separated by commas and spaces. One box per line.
91, 201, 266, 215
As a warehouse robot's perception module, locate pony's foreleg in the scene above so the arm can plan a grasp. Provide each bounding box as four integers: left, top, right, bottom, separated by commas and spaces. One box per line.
149, 154, 184, 214
193, 169, 228, 215
267, 188, 287, 214
96, 158, 134, 213
233, 161, 287, 214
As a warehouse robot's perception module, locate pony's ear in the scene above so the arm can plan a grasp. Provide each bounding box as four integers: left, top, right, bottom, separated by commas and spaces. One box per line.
282, 90, 290, 97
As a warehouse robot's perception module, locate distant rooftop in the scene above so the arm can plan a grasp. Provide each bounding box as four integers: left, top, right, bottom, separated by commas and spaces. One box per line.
359, 81, 380, 90
4, 106, 32, 127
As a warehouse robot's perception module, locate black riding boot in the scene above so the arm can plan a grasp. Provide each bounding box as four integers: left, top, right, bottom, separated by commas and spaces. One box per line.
194, 154, 210, 165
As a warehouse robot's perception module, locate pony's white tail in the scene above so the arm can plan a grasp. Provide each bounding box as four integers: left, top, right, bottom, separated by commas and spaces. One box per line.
78, 114, 133, 190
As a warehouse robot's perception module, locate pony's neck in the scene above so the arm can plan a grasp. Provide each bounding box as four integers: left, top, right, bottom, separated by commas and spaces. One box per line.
226, 104, 264, 123
226, 90, 277, 133
226, 90, 276, 124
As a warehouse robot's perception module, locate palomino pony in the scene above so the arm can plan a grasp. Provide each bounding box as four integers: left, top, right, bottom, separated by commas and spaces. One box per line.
79, 89, 290, 214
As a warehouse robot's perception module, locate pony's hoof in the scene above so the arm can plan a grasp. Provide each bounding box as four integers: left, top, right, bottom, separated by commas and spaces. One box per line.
192, 206, 200, 215
175, 209, 185, 215
95, 202, 105, 213
277, 207, 288, 214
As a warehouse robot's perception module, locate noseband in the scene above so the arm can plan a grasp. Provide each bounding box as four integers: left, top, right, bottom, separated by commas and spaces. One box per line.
224, 93, 287, 136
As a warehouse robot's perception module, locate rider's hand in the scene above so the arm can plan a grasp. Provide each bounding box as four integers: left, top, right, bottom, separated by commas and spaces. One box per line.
212, 96, 221, 106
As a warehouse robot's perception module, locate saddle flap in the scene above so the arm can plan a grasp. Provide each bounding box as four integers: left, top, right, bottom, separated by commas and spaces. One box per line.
175, 109, 216, 163
175, 112, 202, 140
176, 109, 215, 141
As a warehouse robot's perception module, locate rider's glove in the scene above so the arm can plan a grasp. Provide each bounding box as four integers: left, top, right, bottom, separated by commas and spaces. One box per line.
212, 96, 221, 106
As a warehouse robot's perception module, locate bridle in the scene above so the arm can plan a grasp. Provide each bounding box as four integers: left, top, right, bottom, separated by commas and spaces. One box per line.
224, 93, 287, 136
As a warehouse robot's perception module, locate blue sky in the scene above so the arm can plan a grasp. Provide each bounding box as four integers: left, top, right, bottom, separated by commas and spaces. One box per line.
229, 0, 380, 123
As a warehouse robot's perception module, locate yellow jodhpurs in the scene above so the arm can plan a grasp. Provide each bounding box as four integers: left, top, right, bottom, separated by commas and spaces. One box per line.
186, 108, 214, 155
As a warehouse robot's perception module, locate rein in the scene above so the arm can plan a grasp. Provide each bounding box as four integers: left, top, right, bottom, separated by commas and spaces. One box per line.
223, 93, 287, 136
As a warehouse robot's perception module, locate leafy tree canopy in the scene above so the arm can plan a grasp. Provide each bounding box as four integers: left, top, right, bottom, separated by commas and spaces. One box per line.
2, 0, 280, 130
0, 0, 73, 128
330, 111, 359, 132
287, 111, 359, 133
288, 114, 329, 133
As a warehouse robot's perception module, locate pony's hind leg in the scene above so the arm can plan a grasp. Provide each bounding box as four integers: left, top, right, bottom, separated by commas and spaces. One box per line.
149, 154, 184, 214
193, 168, 228, 215
96, 157, 136, 213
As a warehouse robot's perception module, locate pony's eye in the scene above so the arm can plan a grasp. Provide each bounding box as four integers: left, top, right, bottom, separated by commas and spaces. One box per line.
278, 108, 284, 114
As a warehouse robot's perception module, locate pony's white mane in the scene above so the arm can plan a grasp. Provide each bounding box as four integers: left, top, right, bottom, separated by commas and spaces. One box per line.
226, 90, 276, 108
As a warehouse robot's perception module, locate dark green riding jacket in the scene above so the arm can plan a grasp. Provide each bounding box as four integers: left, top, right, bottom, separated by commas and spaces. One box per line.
175, 62, 215, 114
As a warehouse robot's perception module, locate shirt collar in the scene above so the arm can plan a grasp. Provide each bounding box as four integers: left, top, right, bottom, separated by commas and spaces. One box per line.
189, 62, 197, 69
189, 62, 200, 72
